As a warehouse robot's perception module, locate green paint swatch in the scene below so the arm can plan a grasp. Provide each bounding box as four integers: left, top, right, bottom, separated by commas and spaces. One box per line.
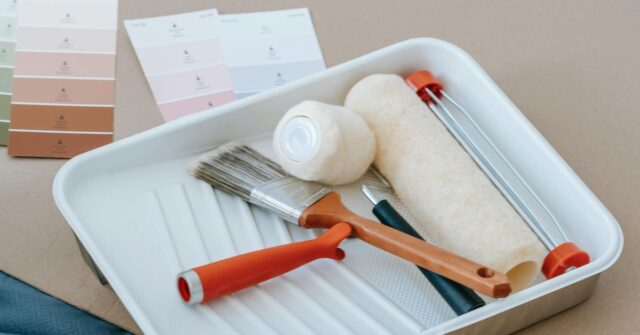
0, 16, 17, 40
0, 67, 12, 92
0, 93, 10, 120
0, 120, 8, 145
1, 4, 17, 147
0, 41, 15, 66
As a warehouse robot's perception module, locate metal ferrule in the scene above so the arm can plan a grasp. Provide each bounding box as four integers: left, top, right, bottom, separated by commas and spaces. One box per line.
249, 177, 330, 224
177, 269, 204, 305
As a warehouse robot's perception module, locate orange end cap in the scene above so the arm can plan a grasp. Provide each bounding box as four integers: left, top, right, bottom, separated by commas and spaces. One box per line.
405, 70, 444, 94
542, 242, 590, 279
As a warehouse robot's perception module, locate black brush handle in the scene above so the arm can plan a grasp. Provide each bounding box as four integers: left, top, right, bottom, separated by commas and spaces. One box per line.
372, 200, 485, 315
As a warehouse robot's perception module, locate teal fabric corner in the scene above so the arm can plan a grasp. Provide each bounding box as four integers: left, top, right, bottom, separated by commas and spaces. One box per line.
0, 271, 131, 335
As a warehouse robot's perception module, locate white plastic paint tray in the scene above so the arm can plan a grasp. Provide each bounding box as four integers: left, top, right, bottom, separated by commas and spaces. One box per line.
53, 38, 623, 334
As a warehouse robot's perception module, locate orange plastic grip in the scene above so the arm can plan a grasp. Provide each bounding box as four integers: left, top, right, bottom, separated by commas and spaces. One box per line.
178, 223, 352, 304
541, 242, 590, 279
405, 70, 444, 103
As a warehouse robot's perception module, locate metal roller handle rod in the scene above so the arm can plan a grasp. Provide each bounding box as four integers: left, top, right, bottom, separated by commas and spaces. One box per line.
439, 90, 571, 245
423, 88, 568, 250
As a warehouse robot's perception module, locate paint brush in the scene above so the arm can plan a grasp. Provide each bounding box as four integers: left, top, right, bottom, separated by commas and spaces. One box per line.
191, 142, 511, 298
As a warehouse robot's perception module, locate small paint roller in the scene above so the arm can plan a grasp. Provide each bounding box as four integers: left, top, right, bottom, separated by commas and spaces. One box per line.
404, 70, 590, 279
191, 143, 511, 298
273, 100, 376, 185
177, 223, 352, 304
345, 74, 548, 291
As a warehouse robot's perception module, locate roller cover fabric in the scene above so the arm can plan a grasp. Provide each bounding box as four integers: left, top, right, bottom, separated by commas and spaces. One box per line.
345, 74, 546, 291
273, 100, 375, 185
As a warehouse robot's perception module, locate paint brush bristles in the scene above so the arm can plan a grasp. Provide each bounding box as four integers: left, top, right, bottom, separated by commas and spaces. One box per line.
191, 142, 290, 201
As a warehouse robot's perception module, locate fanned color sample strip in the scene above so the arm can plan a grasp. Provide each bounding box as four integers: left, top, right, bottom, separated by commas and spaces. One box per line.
217, 8, 326, 99
8, 0, 117, 158
125, 8, 326, 122
125, 9, 234, 122
0, 0, 18, 145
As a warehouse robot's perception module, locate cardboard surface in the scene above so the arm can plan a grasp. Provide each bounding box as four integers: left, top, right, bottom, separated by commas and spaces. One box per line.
0, 0, 638, 333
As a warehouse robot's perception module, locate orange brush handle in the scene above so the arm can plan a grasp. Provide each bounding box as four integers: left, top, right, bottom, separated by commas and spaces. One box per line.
177, 223, 352, 304
300, 192, 512, 298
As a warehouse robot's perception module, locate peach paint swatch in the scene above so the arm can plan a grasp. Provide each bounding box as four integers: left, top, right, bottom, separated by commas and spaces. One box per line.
0, 0, 18, 145
8, 0, 117, 158
125, 9, 234, 122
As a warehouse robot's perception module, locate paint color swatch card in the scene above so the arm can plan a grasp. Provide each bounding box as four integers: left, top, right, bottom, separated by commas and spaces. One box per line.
125, 9, 234, 122
8, 0, 117, 158
0, 0, 18, 145
217, 8, 325, 99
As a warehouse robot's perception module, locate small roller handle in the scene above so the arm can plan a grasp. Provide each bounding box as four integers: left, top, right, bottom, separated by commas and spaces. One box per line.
177, 223, 352, 304
372, 200, 485, 315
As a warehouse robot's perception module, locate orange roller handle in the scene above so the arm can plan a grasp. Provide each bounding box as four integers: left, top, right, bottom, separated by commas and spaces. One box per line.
177, 223, 352, 304
541, 242, 590, 279
405, 70, 444, 103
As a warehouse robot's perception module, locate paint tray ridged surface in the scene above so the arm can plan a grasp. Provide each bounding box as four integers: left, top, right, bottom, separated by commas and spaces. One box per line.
53, 39, 622, 334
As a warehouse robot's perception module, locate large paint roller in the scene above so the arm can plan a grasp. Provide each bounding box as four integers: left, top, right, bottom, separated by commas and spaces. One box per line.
345, 74, 556, 291
402, 70, 590, 280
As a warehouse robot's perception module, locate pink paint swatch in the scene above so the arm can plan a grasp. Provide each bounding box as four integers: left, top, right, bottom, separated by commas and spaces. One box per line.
134, 38, 225, 74
14, 52, 115, 78
125, 9, 235, 122
147, 65, 232, 103
158, 90, 235, 121
17, 27, 116, 53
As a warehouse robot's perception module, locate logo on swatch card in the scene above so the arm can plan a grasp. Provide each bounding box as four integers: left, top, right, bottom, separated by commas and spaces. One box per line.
57, 60, 71, 75
55, 114, 68, 129
1, 21, 12, 35
169, 22, 185, 38
194, 75, 209, 90
52, 138, 68, 154
60, 12, 75, 24
267, 45, 280, 60
183, 49, 195, 64
274, 71, 286, 86
59, 37, 74, 49
56, 86, 71, 102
